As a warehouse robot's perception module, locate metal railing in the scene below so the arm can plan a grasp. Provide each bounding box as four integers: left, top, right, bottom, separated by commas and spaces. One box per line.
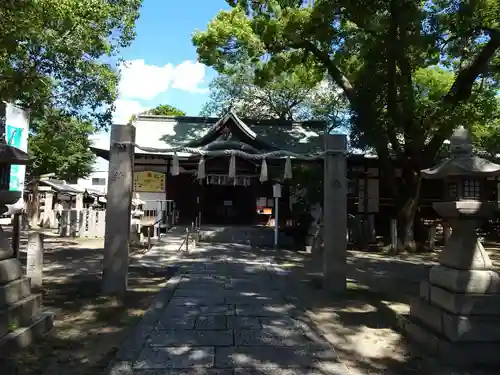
177, 216, 201, 253
140, 200, 176, 239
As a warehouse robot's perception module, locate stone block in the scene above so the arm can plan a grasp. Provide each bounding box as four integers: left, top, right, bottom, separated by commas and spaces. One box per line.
234, 327, 312, 346
260, 317, 312, 333
215, 346, 338, 369
233, 368, 340, 375
235, 304, 297, 317
0, 311, 54, 357
148, 329, 233, 347
409, 297, 442, 334
134, 346, 214, 369
429, 265, 500, 294
410, 296, 500, 342
404, 318, 439, 352
161, 304, 234, 319
224, 293, 287, 305
0, 258, 22, 285
0, 294, 41, 337
419, 279, 431, 301
155, 315, 196, 330
0, 229, 13, 261
441, 312, 500, 342
194, 315, 227, 330
437, 339, 500, 365
169, 296, 226, 307
430, 285, 500, 315
407, 317, 500, 365
226, 316, 261, 329
0, 278, 31, 308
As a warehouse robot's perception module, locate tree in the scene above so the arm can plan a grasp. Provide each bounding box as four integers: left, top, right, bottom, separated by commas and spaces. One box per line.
28, 109, 95, 181
128, 104, 186, 124
0, 0, 142, 131
201, 65, 347, 131
144, 104, 186, 117
193, 0, 500, 250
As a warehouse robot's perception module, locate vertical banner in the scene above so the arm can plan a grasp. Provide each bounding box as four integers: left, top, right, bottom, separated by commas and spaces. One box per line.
4, 103, 29, 192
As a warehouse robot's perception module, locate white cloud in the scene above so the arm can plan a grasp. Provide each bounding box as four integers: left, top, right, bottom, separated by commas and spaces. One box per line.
171, 61, 208, 93
118, 59, 208, 100
112, 99, 147, 125
89, 130, 110, 149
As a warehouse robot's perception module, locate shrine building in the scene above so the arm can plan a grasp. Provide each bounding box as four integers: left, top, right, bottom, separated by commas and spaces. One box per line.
91, 111, 500, 236
91, 111, 326, 226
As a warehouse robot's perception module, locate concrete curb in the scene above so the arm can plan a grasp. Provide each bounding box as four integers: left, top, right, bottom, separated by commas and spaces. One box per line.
103, 271, 183, 375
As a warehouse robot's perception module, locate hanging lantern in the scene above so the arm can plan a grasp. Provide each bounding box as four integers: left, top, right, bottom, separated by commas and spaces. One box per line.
171, 152, 180, 176
228, 153, 236, 179
284, 156, 292, 180
260, 159, 268, 182
197, 155, 206, 181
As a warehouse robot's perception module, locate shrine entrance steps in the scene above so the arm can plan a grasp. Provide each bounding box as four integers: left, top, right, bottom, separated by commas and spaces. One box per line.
195, 225, 295, 248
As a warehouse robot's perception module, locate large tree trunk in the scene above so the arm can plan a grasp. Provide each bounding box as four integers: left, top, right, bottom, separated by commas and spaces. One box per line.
396, 168, 422, 252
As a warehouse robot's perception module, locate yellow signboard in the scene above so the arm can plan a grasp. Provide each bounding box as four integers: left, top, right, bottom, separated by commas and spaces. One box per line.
133, 171, 166, 193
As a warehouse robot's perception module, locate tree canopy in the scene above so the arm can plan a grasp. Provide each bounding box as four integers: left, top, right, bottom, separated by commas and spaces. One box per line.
201, 64, 347, 131
28, 109, 95, 181
128, 104, 186, 124
144, 104, 186, 117
0, 0, 142, 128
193, 0, 500, 249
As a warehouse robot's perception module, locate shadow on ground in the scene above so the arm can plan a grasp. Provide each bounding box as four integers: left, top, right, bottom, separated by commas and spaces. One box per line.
3, 232, 499, 375
102, 242, 497, 375
1, 234, 177, 375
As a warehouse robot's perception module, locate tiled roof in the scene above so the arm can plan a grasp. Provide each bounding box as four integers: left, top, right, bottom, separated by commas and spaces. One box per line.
39, 179, 83, 194
91, 112, 327, 158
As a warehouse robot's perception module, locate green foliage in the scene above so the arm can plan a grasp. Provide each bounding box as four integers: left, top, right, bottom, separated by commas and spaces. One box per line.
144, 104, 186, 117
0, 0, 142, 128
128, 104, 186, 124
193, 0, 499, 162
28, 109, 95, 181
193, 0, 500, 247
201, 64, 348, 130
471, 98, 500, 156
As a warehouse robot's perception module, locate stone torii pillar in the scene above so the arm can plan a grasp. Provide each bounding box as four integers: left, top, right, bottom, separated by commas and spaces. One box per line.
102, 124, 136, 295
323, 133, 348, 293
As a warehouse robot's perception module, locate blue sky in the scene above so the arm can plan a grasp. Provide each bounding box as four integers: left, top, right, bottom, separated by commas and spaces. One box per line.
112, 0, 231, 123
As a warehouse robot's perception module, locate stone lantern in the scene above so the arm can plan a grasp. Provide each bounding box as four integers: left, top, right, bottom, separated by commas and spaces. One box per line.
0, 143, 31, 259
0, 143, 53, 354
405, 126, 500, 364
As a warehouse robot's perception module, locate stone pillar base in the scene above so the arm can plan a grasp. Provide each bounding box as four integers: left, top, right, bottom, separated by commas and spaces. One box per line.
405, 265, 500, 365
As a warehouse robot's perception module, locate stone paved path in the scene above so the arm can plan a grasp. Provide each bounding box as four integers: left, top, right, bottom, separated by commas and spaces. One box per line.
108, 244, 347, 375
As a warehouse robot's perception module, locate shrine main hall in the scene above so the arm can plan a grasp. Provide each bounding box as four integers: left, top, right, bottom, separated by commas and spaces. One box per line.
90, 111, 326, 226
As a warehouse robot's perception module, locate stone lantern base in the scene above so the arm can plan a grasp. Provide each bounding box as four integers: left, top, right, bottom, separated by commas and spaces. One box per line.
405, 220, 500, 365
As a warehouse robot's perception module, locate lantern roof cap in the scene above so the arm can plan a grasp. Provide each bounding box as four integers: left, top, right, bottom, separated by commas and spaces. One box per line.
0, 143, 31, 165
421, 126, 500, 179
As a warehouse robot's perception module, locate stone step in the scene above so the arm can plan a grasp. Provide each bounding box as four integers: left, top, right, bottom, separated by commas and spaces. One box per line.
0, 277, 31, 308
0, 311, 54, 358
0, 294, 41, 338
198, 229, 295, 247
404, 314, 500, 365
0, 258, 23, 285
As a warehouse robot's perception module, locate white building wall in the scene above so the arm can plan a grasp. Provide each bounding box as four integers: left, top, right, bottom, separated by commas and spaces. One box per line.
77, 169, 108, 194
